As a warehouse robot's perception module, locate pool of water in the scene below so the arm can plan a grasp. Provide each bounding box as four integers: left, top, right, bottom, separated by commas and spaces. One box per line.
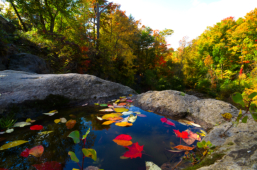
0, 103, 203, 170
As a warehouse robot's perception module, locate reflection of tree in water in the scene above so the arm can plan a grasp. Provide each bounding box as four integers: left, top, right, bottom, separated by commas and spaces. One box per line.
0, 113, 97, 170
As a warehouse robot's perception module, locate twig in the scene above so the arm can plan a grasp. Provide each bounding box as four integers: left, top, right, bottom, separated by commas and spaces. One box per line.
171, 157, 183, 170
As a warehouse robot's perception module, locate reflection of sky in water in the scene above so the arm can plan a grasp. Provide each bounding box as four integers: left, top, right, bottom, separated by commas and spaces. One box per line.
0, 106, 203, 170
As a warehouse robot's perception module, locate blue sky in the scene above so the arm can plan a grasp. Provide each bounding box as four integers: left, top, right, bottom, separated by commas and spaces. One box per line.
112, 0, 257, 50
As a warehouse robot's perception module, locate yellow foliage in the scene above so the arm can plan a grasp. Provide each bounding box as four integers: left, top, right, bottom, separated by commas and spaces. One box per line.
221, 113, 233, 120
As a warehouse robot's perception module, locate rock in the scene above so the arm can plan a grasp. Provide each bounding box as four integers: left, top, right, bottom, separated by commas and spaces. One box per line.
8, 53, 50, 74
0, 70, 137, 114
133, 90, 238, 129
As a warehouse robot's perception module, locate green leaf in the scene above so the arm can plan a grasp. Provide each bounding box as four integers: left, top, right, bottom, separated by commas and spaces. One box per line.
249, 92, 257, 99
242, 116, 248, 123
82, 128, 90, 140
82, 148, 97, 161
68, 131, 80, 144
100, 104, 108, 107
232, 92, 243, 103
250, 104, 257, 113
232, 121, 239, 127
0, 140, 28, 150
197, 142, 203, 148
236, 114, 243, 122
251, 112, 257, 122
239, 101, 245, 107
180, 92, 185, 96
68, 151, 79, 163
206, 141, 212, 147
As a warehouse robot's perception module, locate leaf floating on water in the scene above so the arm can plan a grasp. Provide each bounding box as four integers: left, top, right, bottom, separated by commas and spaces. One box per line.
102, 113, 122, 120
42, 113, 55, 116
120, 96, 126, 98
160, 117, 175, 127
146, 161, 162, 170
32, 161, 62, 170
115, 99, 120, 103
185, 130, 201, 141
94, 103, 99, 105
82, 103, 88, 106
38, 131, 53, 135
114, 134, 132, 141
173, 130, 189, 139
26, 118, 32, 123
120, 98, 127, 102
146, 110, 153, 112
199, 130, 206, 137
100, 104, 108, 107
174, 145, 195, 151
128, 115, 137, 123
6, 129, 14, 133
126, 100, 133, 103
60, 118, 67, 123
115, 122, 133, 127
49, 110, 58, 113
177, 119, 201, 127
120, 116, 129, 122
54, 119, 60, 124
114, 108, 129, 113
66, 120, 76, 129
13, 122, 31, 127
118, 103, 127, 106
137, 114, 147, 117
20, 148, 30, 157
122, 111, 134, 116
0, 140, 28, 150
120, 156, 129, 159
29, 145, 44, 157
123, 142, 144, 159
134, 112, 141, 114
99, 108, 113, 112
0, 132, 5, 135
182, 137, 195, 145
102, 121, 115, 125
96, 116, 103, 121
167, 149, 184, 153
106, 117, 123, 121
30, 125, 43, 130
113, 139, 132, 146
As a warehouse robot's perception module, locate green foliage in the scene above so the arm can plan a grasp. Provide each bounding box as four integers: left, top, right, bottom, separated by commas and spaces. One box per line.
197, 140, 213, 155
0, 113, 17, 130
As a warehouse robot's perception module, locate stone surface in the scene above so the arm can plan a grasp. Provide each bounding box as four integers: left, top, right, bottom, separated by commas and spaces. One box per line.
133, 90, 238, 129
0, 70, 137, 112
8, 53, 50, 74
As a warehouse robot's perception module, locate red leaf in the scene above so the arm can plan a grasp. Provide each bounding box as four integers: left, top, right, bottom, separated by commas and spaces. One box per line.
20, 148, 30, 157
29, 145, 44, 157
30, 125, 43, 130
114, 134, 132, 141
123, 142, 144, 159
173, 130, 189, 139
161, 117, 175, 126
160, 117, 167, 123
32, 161, 62, 170
0, 168, 9, 170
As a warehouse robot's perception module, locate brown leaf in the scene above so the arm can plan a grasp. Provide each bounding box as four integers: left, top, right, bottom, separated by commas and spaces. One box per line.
66, 120, 76, 129
174, 145, 195, 151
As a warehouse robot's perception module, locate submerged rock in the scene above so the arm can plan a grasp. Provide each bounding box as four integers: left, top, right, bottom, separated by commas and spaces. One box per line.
0, 70, 136, 114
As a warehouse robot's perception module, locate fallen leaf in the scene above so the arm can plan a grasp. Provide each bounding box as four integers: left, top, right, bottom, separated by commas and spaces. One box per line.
146, 110, 153, 112
118, 103, 127, 106
128, 115, 137, 123
32, 161, 62, 170
113, 139, 132, 146
114, 134, 132, 141
120, 96, 126, 98
20, 148, 30, 157
0, 132, 5, 135
126, 100, 133, 103
115, 99, 120, 103
160, 117, 175, 126
54, 119, 60, 124
30, 125, 43, 130
122, 111, 134, 116
66, 120, 76, 129
120, 98, 127, 102
199, 130, 206, 137
94, 103, 99, 105
167, 150, 184, 153
13, 122, 31, 127
29, 145, 44, 157
123, 142, 144, 159
173, 130, 189, 139
96, 116, 103, 121
100, 104, 108, 107
102, 121, 115, 125
82, 103, 88, 106
186, 130, 201, 141
174, 145, 195, 151
49, 110, 58, 113
120, 156, 129, 159
114, 108, 129, 113
60, 118, 67, 123
129, 94, 133, 96
182, 137, 195, 145
106, 117, 123, 121
137, 114, 147, 117
5, 129, 14, 133
102, 113, 122, 119
0, 140, 28, 150
146, 161, 161, 170
26, 118, 32, 123
42, 113, 55, 116
115, 122, 133, 127
38, 131, 53, 135
134, 112, 141, 114
99, 108, 113, 112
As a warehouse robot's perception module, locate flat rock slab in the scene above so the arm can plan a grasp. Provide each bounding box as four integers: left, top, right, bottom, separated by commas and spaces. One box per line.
0, 70, 136, 112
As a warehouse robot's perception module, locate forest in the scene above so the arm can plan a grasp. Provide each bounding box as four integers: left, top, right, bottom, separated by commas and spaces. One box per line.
0, 0, 257, 104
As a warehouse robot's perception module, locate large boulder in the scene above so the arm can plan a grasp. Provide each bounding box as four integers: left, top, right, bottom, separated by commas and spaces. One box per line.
133, 90, 238, 129
0, 70, 137, 114
8, 53, 50, 74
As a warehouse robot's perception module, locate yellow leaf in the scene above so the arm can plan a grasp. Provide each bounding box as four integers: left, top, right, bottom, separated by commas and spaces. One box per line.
203, 150, 208, 156
38, 131, 53, 135
115, 122, 133, 127
99, 108, 113, 112
120, 156, 129, 159
115, 99, 120, 103
102, 121, 115, 125
72, 168, 80, 170
102, 113, 122, 120
54, 119, 60, 124
221, 113, 232, 120
49, 110, 58, 113
94, 103, 99, 105
114, 108, 129, 113
120, 96, 126, 98
129, 94, 133, 96
0, 140, 28, 150
113, 139, 132, 146
26, 118, 31, 123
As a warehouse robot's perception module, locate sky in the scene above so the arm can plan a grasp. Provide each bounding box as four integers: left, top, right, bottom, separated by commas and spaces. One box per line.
112, 0, 257, 50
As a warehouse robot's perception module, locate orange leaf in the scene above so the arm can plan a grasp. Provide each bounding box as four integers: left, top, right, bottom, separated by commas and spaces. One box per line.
113, 139, 133, 146
106, 117, 123, 121
115, 122, 133, 127
118, 103, 127, 106
102, 121, 115, 125
66, 120, 76, 129
29, 145, 44, 157
174, 145, 195, 151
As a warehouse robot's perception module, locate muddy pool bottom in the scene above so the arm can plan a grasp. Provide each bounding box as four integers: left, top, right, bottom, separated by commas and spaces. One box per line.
0, 105, 204, 170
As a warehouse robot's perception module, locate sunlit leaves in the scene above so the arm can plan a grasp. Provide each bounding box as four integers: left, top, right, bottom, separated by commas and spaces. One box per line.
82, 148, 97, 161
0, 140, 28, 150
115, 122, 132, 127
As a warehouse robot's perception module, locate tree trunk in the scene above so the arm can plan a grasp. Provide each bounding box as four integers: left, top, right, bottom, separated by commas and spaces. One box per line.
10, 0, 28, 32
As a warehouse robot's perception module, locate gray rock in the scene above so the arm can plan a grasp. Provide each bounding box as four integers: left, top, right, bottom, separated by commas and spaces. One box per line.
0, 70, 137, 112
8, 53, 50, 74
134, 90, 238, 128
